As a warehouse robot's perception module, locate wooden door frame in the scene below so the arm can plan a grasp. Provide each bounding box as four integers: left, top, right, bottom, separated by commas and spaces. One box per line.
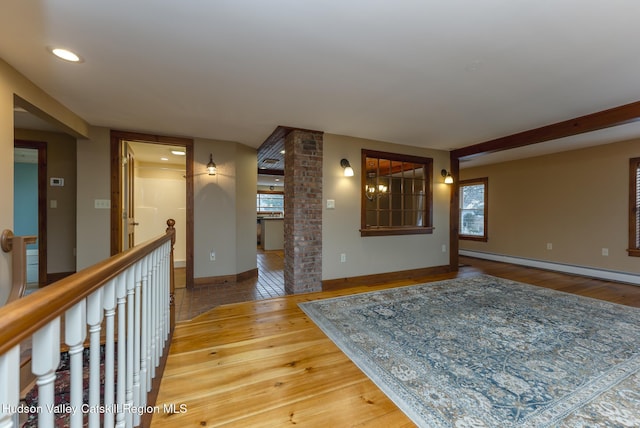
110, 130, 195, 288
14, 139, 47, 286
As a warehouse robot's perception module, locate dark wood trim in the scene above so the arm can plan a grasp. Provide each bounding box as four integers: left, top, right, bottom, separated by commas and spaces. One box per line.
459, 177, 489, 242
449, 155, 459, 271
110, 130, 195, 287
257, 168, 285, 176
360, 149, 434, 236
46, 271, 74, 284
238, 268, 259, 282
359, 227, 434, 237
451, 100, 640, 160
193, 268, 259, 287
322, 264, 452, 290
14, 139, 47, 287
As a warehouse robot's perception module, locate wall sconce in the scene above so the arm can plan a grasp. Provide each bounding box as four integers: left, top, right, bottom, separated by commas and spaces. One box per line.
207, 154, 217, 176
340, 159, 354, 177
441, 169, 453, 184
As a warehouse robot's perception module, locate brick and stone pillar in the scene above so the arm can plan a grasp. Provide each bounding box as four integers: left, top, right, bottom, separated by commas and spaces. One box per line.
284, 129, 323, 294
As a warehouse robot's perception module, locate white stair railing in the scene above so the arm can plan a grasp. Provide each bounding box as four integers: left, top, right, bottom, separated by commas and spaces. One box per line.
0, 219, 176, 428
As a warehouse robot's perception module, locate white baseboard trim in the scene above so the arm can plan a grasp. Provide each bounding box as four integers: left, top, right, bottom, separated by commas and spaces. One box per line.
459, 250, 640, 286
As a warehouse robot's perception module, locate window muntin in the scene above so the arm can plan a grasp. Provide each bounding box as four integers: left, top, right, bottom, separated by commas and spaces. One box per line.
459, 178, 488, 241
361, 149, 433, 236
629, 158, 640, 257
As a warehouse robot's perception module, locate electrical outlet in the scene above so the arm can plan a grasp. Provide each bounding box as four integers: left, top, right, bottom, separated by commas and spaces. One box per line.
546, 243, 553, 250
602, 248, 609, 256
340, 253, 346, 263
210, 251, 216, 261
441, 244, 447, 253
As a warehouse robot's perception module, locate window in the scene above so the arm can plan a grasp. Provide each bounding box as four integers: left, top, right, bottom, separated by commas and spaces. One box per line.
459, 178, 488, 241
360, 149, 433, 236
629, 158, 640, 257
257, 191, 284, 215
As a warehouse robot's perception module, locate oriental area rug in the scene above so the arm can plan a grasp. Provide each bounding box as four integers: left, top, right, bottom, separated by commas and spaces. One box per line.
298, 275, 640, 427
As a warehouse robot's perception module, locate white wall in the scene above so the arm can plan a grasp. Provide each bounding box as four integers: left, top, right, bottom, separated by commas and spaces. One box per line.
322, 134, 451, 280
134, 161, 187, 265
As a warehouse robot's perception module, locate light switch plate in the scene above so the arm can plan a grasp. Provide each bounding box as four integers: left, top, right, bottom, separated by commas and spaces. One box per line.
326, 199, 335, 209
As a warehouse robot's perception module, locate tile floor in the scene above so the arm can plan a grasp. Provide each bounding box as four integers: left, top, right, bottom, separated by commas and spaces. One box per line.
174, 248, 285, 322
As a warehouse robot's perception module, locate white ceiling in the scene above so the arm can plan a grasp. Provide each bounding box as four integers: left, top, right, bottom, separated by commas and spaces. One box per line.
3, 1, 640, 164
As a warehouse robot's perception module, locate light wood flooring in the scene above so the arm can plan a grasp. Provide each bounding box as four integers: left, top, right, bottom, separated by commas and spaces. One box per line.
151, 257, 640, 427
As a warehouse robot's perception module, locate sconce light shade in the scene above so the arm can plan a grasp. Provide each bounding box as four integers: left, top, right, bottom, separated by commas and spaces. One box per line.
441, 169, 453, 184
340, 158, 354, 177
207, 153, 217, 176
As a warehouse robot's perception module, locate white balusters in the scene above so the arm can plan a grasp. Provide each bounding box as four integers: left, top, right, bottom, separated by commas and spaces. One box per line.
140, 256, 150, 401
86, 289, 104, 428
133, 261, 142, 426
103, 279, 117, 428
125, 267, 135, 428
0, 228, 174, 428
115, 273, 127, 428
65, 301, 87, 428
32, 319, 61, 428
0, 345, 20, 428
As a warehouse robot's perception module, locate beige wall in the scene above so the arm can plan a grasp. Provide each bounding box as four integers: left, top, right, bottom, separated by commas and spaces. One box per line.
76, 126, 111, 269
76, 130, 258, 278
322, 134, 451, 280
0, 58, 88, 303
15, 128, 77, 274
236, 143, 258, 274
460, 139, 640, 275
193, 138, 257, 278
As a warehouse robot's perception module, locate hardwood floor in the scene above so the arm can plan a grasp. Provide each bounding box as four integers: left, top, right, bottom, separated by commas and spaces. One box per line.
151, 257, 640, 427
173, 249, 285, 321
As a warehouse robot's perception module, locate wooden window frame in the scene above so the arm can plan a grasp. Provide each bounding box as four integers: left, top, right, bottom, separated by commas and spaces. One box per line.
360, 149, 433, 237
629, 157, 640, 257
459, 177, 488, 242
257, 190, 284, 216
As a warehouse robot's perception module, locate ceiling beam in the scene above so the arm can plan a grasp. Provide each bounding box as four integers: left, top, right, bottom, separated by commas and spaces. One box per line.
451, 100, 640, 160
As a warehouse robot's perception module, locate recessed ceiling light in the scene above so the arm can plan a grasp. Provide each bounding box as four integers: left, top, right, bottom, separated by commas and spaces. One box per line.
49, 47, 82, 63
171, 150, 186, 156
160, 157, 169, 161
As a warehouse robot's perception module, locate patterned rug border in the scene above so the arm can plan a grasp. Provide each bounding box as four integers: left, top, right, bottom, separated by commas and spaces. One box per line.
298, 274, 640, 427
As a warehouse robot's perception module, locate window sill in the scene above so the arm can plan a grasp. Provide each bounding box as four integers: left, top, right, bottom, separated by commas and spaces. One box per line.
360, 227, 434, 237
627, 248, 640, 257
460, 235, 488, 242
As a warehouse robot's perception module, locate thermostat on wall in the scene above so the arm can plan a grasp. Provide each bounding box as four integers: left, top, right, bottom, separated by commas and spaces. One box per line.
50, 177, 64, 187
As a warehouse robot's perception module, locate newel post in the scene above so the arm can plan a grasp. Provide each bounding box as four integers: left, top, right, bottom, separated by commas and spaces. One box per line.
166, 219, 176, 332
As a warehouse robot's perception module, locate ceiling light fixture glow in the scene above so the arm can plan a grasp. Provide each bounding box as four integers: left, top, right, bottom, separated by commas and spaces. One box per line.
49, 47, 82, 63
171, 150, 186, 156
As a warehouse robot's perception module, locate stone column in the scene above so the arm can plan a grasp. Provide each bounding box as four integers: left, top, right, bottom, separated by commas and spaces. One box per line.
284, 129, 323, 294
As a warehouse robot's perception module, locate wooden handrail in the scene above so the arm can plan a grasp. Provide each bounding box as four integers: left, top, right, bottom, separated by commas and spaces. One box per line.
0, 220, 175, 356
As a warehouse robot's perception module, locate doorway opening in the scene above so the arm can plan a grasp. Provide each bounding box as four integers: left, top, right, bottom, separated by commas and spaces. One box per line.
110, 130, 195, 287
13, 140, 47, 287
